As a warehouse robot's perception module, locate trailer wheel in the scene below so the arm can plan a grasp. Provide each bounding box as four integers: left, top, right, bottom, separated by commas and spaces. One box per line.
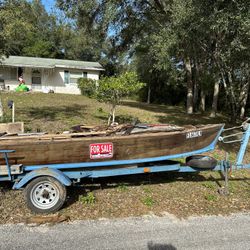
24, 176, 66, 214
186, 155, 217, 169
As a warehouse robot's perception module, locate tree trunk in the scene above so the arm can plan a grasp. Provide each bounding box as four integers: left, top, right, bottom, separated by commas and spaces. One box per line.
147, 85, 151, 104
185, 58, 193, 114
193, 80, 198, 112
240, 81, 249, 119
210, 79, 220, 117
227, 71, 237, 121
108, 104, 116, 125
0, 97, 3, 119
108, 114, 111, 126
192, 59, 198, 112
112, 106, 116, 124
200, 89, 205, 112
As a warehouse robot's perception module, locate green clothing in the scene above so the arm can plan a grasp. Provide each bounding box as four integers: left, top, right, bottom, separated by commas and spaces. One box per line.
15, 83, 29, 92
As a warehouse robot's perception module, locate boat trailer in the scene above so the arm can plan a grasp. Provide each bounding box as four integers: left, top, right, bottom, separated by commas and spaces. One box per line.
0, 122, 250, 213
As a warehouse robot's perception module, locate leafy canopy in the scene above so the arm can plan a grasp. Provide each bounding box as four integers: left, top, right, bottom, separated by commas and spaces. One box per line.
96, 72, 144, 124
97, 72, 144, 106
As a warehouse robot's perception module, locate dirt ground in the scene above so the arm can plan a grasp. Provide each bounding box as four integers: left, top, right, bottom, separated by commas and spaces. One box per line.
1, 167, 250, 224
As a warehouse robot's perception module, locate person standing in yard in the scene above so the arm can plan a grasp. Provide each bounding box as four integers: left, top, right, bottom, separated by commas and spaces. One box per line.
18, 75, 24, 84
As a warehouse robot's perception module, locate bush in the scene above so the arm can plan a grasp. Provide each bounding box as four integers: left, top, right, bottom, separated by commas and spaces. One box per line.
77, 78, 96, 97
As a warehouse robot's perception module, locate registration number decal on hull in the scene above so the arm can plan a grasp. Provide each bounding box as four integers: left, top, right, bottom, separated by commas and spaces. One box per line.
89, 143, 113, 159
186, 131, 202, 139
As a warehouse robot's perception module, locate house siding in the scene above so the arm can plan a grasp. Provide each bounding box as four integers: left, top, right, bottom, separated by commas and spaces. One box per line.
1, 67, 100, 94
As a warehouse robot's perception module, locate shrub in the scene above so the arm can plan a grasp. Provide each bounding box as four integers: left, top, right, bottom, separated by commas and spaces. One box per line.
79, 192, 96, 205
77, 78, 96, 97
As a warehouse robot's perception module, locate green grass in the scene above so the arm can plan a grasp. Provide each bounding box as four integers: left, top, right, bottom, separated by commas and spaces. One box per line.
79, 192, 96, 205
117, 183, 128, 192
202, 182, 216, 189
0, 92, 229, 133
204, 194, 217, 202
142, 196, 155, 207
142, 186, 152, 194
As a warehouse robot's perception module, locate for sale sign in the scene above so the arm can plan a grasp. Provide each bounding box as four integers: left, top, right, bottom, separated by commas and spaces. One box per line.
89, 143, 113, 159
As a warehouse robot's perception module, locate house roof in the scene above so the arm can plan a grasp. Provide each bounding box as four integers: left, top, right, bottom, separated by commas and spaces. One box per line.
0, 56, 104, 71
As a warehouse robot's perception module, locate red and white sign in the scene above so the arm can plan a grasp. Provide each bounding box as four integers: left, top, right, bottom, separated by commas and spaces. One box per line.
89, 143, 113, 159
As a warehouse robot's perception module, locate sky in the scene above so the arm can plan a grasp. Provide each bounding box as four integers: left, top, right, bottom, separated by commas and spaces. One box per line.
41, 0, 55, 12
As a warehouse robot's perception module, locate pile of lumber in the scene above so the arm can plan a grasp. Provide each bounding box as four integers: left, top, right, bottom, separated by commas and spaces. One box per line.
70, 123, 185, 136
0, 123, 186, 140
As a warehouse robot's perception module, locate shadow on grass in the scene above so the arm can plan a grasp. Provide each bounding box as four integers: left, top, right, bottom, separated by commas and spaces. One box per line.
95, 113, 140, 124
121, 100, 185, 114
18, 104, 86, 121
122, 100, 230, 126
157, 114, 228, 126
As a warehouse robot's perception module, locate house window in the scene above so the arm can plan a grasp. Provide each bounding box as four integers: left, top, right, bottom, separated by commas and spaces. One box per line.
0, 68, 17, 80
64, 71, 88, 84
69, 71, 83, 84
32, 69, 41, 85
10, 68, 17, 80
83, 72, 88, 78
64, 70, 69, 84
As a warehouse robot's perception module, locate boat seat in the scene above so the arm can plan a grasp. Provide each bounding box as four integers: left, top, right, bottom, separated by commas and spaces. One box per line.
0, 164, 23, 175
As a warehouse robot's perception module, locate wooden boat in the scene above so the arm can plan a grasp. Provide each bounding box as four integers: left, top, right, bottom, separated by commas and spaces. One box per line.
0, 124, 224, 166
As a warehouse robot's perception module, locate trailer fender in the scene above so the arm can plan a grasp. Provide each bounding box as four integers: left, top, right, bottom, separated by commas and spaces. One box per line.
13, 168, 72, 189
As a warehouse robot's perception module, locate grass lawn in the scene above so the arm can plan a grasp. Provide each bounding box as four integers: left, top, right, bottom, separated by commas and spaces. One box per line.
0, 92, 250, 224
0, 92, 228, 133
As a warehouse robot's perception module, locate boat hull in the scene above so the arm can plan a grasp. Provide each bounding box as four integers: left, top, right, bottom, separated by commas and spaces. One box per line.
0, 124, 224, 166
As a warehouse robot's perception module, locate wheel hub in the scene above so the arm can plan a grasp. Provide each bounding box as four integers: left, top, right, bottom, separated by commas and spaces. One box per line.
30, 181, 60, 210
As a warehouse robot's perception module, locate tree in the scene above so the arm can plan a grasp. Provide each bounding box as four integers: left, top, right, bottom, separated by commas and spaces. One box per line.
0, 0, 78, 59
0, 0, 34, 118
96, 72, 144, 125
0, 0, 34, 56
0, 0, 248, 121
0, 0, 70, 118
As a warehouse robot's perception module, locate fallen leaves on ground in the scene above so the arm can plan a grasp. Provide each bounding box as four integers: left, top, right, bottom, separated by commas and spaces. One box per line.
1, 169, 250, 224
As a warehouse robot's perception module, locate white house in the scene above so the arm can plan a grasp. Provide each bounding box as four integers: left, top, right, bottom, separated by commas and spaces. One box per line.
0, 56, 104, 94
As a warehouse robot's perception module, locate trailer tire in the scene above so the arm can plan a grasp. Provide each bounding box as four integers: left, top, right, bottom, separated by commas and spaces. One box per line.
186, 155, 217, 170
24, 176, 66, 214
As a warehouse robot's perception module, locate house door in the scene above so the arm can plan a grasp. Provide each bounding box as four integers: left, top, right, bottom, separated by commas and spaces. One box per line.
32, 69, 41, 86
18, 67, 23, 79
